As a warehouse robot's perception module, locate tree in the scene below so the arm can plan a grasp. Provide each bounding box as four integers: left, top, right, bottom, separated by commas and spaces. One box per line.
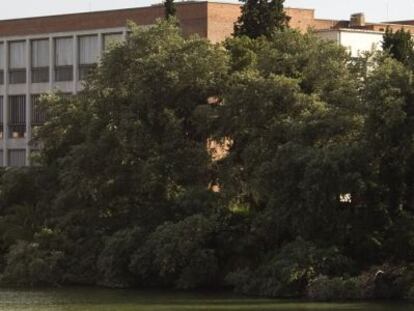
362, 57, 414, 261
24, 19, 227, 285
234, 0, 290, 38
382, 27, 414, 68
35, 19, 227, 230
164, 0, 176, 19
218, 32, 364, 248
129, 214, 219, 289
4, 14, 414, 299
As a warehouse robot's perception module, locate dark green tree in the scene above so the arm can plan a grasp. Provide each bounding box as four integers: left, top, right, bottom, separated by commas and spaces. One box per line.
218, 32, 363, 246
382, 27, 414, 68
362, 57, 414, 261
234, 0, 290, 38
164, 0, 176, 19
0, 19, 227, 287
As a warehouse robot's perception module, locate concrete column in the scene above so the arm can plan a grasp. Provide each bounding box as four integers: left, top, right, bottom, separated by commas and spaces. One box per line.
73, 35, 78, 94
2, 40, 7, 166
98, 32, 103, 61
49, 36, 54, 89
25, 38, 31, 165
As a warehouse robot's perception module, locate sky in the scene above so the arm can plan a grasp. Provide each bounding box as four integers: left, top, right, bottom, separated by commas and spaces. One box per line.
0, 0, 412, 23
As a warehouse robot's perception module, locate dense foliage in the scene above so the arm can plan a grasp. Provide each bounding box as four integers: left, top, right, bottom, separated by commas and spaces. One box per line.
164, 0, 176, 19
234, 0, 290, 38
383, 27, 414, 68
1, 19, 414, 300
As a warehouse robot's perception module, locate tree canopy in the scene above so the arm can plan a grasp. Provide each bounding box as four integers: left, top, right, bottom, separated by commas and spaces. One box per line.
1, 19, 414, 300
382, 27, 414, 68
164, 0, 176, 19
234, 0, 290, 38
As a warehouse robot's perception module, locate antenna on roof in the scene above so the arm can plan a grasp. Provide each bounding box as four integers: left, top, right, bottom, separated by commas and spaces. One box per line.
386, 1, 389, 20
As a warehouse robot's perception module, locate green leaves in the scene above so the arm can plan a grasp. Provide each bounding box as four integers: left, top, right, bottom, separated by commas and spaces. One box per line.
383, 28, 414, 69
234, 0, 290, 39
2, 17, 414, 297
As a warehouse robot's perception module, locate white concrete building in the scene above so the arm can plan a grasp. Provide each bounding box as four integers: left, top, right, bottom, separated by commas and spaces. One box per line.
316, 28, 384, 58
0, 5, 412, 167
0, 29, 126, 167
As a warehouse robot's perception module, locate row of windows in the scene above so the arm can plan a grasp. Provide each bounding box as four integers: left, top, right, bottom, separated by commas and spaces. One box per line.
3, 64, 97, 84
0, 95, 46, 139
0, 33, 123, 84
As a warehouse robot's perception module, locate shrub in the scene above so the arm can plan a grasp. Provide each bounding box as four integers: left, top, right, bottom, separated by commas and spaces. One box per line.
1, 239, 64, 286
97, 227, 144, 288
360, 264, 414, 299
307, 264, 414, 301
129, 214, 219, 289
226, 238, 354, 297
307, 276, 362, 301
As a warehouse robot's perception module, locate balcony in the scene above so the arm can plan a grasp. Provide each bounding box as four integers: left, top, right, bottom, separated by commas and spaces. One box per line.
32, 67, 49, 83
9, 69, 26, 84
8, 124, 26, 139
55, 65, 73, 82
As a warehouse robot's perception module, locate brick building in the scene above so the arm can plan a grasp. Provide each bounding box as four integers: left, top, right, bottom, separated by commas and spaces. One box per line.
0, 1, 412, 166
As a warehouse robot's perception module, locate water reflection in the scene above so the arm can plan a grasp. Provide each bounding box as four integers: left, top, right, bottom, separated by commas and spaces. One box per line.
0, 288, 413, 311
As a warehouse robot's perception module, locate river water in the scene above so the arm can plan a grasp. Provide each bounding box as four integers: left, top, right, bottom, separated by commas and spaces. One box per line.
0, 288, 413, 311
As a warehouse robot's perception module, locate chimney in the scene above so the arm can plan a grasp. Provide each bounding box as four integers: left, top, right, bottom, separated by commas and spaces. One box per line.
350, 13, 366, 27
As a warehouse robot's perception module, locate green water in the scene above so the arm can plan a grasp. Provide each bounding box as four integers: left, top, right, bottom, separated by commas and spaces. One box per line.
0, 288, 413, 311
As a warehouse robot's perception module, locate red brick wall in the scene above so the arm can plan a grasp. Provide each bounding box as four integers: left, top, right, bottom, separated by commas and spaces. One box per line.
364, 23, 414, 33
387, 20, 414, 26
0, 1, 412, 41
286, 8, 316, 32
207, 3, 240, 43
205, 4, 334, 43
0, 2, 208, 38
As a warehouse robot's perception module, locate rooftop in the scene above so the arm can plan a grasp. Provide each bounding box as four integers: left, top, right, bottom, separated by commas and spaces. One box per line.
0, 1, 411, 41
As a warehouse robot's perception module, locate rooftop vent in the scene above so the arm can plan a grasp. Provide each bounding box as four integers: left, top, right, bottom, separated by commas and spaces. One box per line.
350, 13, 366, 27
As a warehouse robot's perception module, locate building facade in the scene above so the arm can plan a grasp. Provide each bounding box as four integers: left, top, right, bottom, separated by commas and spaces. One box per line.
0, 1, 412, 167
316, 28, 384, 58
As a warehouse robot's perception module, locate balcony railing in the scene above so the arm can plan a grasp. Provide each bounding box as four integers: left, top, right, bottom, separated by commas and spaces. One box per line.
9, 69, 26, 84
55, 65, 73, 82
32, 67, 49, 83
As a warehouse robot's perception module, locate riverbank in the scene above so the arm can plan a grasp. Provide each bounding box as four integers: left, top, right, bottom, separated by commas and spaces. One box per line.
0, 287, 414, 311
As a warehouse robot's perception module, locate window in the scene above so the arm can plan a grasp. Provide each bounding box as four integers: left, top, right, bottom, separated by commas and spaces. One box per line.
8, 95, 26, 139
103, 33, 123, 50
79, 35, 98, 80
8, 149, 26, 167
0, 43, 4, 85
31, 39, 49, 83
9, 41, 26, 84
31, 95, 46, 125
55, 37, 73, 82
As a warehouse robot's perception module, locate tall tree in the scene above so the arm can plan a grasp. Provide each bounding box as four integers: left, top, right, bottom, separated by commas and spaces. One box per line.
219, 32, 363, 247
382, 27, 414, 68
234, 0, 290, 39
164, 0, 176, 19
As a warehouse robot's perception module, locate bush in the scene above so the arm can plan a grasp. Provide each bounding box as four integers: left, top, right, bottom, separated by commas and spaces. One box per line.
1, 238, 64, 286
97, 227, 144, 288
129, 214, 219, 289
226, 238, 354, 297
308, 264, 414, 301
307, 276, 362, 301
359, 264, 414, 299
